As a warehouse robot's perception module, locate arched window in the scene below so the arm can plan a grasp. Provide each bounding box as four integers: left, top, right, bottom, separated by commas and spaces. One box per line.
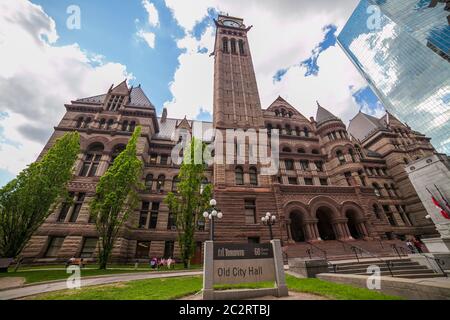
99, 118, 106, 129
358, 170, 366, 186
156, 175, 165, 192
249, 167, 258, 186
222, 37, 229, 53
304, 127, 310, 137
373, 204, 382, 220
235, 166, 244, 185
129, 121, 136, 132
106, 119, 114, 130
281, 109, 287, 117
282, 147, 292, 153
285, 125, 292, 135
404, 158, 409, 164
337, 150, 345, 165
172, 175, 180, 192
230, 38, 236, 54
288, 112, 293, 118
80, 143, 104, 177
297, 148, 306, 154
285, 159, 294, 171
311, 149, 319, 155
295, 127, 301, 136
349, 149, 356, 162
83, 117, 92, 128
355, 145, 364, 159
238, 39, 245, 55
145, 174, 153, 189
391, 184, 399, 197
111, 144, 126, 165
372, 183, 382, 197
121, 120, 129, 131
76, 117, 84, 128
274, 110, 280, 117
384, 183, 393, 197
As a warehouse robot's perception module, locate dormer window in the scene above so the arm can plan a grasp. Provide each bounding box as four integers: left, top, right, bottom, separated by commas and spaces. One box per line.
106, 95, 124, 111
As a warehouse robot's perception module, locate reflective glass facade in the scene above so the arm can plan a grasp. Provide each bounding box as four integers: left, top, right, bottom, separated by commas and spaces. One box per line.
338, 0, 450, 154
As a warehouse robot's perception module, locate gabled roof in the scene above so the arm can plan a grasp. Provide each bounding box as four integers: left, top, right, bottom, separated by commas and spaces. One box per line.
154, 118, 214, 142
266, 96, 309, 121
315, 103, 340, 125
74, 83, 155, 109
347, 111, 387, 141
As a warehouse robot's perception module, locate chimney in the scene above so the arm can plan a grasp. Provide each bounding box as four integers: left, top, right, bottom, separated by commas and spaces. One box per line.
161, 108, 168, 123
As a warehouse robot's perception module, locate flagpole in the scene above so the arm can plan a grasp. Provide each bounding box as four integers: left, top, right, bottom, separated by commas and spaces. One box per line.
435, 184, 450, 213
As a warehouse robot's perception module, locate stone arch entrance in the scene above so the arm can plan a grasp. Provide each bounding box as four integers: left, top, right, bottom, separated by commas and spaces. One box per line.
316, 207, 336, 240
290, 211, 306, 242
344, 209, 368, 239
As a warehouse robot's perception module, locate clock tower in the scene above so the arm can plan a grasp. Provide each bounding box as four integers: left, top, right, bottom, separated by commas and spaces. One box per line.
213, 15, 264, 129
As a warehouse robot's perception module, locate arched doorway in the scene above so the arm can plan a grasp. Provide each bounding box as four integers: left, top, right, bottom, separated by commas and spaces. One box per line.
345, 210, 363, 239
316, 207, 336, 240
290, 211, 306, 242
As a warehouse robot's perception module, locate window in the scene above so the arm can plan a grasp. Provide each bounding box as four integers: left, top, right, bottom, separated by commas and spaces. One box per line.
391, 184, 399, 197
145, 174, 153, 190
282, 147, 292, 153
121, 120, 129, 131
404, 158, 409, 164
150, 154, 157, 165
373, 204, 382, 220
172, 176, 180, 192
372, 183, 382, 197
80, 144, 104, 177
288, 177, 298, 185
244, 200, 256, 224
304, 178, 314, 186
355, 146, 364, 159
167, 212, 176, 230
315, 161, 324, 172
164, 241, 175, 258
69, 193, 85, 222
106, 95, 124, 111
156, 175, 165, 192
106, 119, 114, 130
111, 145, 125, 165
139, 202, 149, 228
336, 150, 345, 165
135, 241, 150, 258
383, 205, 396, 226
344, 172, 352, 186
149, 202, 159, 229
285, 159, 294, 171
76, 117, 84, 128
297, 148, 306, 154
238, 39, 245, 55
222, 37, 229, 53
58, 192, 74, 222
235, 166, 244, 185
358, 170, 366, 186
99, 118, 106, 129
300, 160, 309, 171
349, 149, 356, 162
249, 167, 258, 186
45, 237, 65, 258
248, 237, 260, 244
303, 127, 309, 137
80, 238, 98, 258
320, 178, 328, 186
230, 38, 236, 54
129, 121, 136, 132
160, 155, 168, 165
197, 217, 205, 231
311, 149, 319, 155
83, 117, 92, 128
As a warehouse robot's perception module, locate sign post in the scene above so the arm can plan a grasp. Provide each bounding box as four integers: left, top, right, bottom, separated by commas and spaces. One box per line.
202, 240, 288, 300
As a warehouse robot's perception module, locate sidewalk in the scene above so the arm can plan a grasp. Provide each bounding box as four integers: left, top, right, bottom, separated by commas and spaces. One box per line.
0, 270, 202, 300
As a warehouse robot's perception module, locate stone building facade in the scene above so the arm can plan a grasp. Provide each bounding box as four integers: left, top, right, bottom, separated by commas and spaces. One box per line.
22, 15, 443, 264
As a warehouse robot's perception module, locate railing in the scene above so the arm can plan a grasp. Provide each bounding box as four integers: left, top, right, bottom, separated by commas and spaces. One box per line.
420, 255, 447, 277
306, 242, 327, 260
338, 240, 394, 277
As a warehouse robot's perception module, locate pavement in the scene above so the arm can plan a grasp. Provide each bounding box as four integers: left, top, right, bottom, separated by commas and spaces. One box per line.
181, 291, 328, 300
0, 270, 202, 300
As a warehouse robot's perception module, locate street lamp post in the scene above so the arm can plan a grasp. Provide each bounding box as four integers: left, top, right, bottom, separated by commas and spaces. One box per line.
261, 212, 276, 240
203, 199, 223, 241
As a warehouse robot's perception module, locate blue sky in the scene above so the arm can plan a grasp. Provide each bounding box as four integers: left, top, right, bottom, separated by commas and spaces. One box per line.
0, 0, 385, 187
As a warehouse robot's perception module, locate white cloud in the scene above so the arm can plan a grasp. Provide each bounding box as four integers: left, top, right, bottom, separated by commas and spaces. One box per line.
162, 0, 367, 124
0, 0, 132, 182
137, 29, 156, 48
142, 0, 160, 27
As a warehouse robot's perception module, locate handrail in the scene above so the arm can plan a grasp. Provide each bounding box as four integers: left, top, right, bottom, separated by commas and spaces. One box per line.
337, 240, 395, 277
306, 241, 327, 260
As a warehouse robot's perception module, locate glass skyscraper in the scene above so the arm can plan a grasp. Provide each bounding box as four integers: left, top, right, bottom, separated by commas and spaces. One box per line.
338, 0, 450, 154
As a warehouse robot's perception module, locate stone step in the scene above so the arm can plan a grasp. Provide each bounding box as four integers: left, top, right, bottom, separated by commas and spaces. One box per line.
331, 265, 430, 274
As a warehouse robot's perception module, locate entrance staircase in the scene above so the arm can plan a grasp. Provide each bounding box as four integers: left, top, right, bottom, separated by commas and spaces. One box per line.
285, 239, 446, 279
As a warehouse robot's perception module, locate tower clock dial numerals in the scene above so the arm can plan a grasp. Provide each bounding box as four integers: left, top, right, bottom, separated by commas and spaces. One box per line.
223, 20, 240, 28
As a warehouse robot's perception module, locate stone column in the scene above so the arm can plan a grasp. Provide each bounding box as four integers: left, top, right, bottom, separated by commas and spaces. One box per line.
304, 223, 313, 241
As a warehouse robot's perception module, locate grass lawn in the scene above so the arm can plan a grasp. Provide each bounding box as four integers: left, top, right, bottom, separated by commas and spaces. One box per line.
0, 264, 201, 284
27, 274, 402, 300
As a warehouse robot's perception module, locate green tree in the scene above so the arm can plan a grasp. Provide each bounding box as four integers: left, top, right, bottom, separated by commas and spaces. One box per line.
165, 137, 212, 268
90, 127, 143, 270
0, 132, 80, 262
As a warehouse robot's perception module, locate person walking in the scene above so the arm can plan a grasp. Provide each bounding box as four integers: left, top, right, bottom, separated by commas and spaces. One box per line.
412, 238, 423, 253
405, 239, 415, 253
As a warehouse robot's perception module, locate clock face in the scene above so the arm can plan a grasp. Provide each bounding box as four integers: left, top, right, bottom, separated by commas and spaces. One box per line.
223, 20, 240, 28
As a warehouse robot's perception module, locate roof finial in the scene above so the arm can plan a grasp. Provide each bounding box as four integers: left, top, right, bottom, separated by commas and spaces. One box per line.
316, 100, 321, 108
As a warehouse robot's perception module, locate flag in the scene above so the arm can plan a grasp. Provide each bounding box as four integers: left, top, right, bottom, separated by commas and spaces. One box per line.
431, 196, 450, 220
